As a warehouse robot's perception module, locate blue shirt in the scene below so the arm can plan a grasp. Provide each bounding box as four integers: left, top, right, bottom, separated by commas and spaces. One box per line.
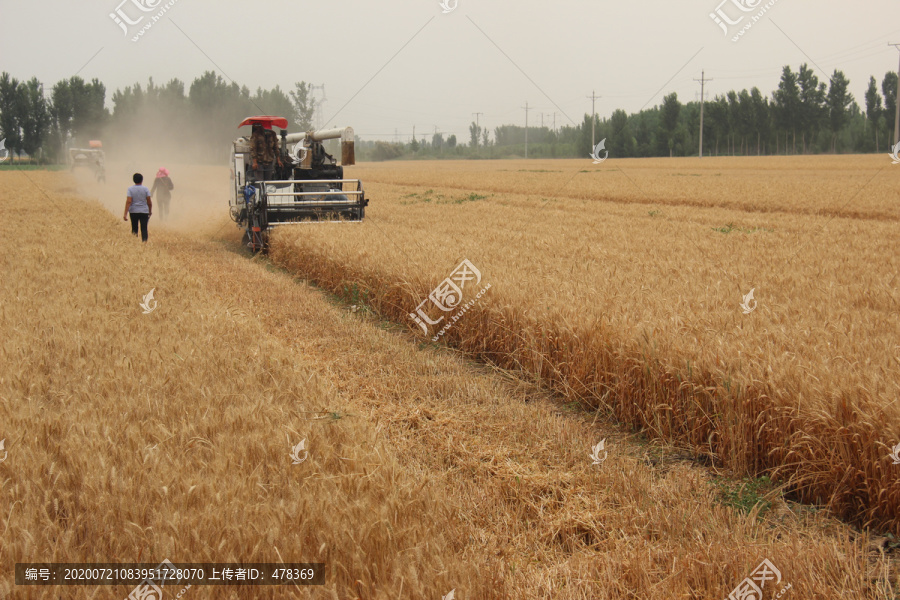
128, 185, 151, 213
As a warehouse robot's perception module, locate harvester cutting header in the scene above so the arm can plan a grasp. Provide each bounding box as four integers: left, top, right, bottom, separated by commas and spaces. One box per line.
229, 116, 368, 252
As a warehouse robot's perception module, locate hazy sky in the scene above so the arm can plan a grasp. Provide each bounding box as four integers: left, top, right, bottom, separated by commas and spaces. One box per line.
2, 0, 899, 141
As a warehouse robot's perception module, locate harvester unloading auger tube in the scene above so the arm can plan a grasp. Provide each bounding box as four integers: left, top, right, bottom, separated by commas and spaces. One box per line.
229, 116, 369, 253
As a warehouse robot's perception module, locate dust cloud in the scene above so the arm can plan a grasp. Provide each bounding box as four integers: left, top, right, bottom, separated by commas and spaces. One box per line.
71, 112, 241, 242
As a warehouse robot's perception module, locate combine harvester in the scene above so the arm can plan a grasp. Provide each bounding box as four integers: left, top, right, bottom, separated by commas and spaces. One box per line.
229, 116, 368, 252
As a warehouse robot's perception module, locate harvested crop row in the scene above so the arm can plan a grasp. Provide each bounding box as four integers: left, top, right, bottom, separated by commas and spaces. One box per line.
0, 170, 493, 599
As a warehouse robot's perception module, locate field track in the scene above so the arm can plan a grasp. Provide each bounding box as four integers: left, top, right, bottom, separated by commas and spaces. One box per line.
0, 165, 898, 598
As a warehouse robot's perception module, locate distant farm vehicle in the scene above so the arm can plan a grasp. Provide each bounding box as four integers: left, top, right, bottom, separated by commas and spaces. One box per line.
68, 140, 106, 183
229, 116, 368, 253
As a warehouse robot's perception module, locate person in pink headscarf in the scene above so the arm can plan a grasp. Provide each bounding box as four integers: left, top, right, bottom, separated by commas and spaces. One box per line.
150, 168, 174, 220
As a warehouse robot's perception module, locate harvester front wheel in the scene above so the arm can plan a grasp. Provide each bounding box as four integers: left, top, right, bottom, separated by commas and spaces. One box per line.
242, 228, 268, 254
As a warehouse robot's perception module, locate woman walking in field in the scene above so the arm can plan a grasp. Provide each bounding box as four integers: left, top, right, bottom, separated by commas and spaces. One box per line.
150, 167, 174, 220
123, 173, 152, 242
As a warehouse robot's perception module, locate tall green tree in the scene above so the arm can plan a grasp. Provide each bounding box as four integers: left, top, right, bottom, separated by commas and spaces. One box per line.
71, 78, 107, 144
736, 90, 755, 155
189, 71, 250, 159
46, 77, 108, 160
773, 66, 801, 153
0, 72, 22, 160
607, 108, 629, 156
49, 79, 73, 158
469, 121, 481, 147
290, 82, 315, 131
725, 90, 740, 154
111, 81, 145, 121
826, 70, 853, 152
797, 64, 826, 153
18, 77, 51, 159
865, 76, 883, 151
749, 87, 769, 155
659, 92, 681, 156
706, 96, 728, 156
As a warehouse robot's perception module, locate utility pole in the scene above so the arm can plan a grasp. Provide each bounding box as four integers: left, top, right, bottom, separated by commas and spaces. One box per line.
522, 102, 529, 158
541, 113, 544, 128
694, 71, 712, 158
586, 90, 599, 149
890, 44, 900, 145
553, 112, 557, 131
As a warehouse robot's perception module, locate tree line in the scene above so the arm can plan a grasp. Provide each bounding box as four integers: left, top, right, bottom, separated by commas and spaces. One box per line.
0, 63, 896, 164
360, 63, 898, 161
0, 71, 315, 163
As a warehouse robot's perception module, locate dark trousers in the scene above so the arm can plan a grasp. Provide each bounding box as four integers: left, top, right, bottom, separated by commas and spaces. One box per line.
159, 197, 170, 220
130, 212, 150, 242
249, 161, 275, 181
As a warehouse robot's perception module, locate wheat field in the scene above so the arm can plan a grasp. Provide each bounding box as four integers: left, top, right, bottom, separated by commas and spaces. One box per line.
271, 155, 900, 535
0, 162, 898, 598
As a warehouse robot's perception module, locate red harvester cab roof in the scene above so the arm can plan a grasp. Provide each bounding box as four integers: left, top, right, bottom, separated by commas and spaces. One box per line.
238, 116, 288, 130
88, 140, 103, 148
